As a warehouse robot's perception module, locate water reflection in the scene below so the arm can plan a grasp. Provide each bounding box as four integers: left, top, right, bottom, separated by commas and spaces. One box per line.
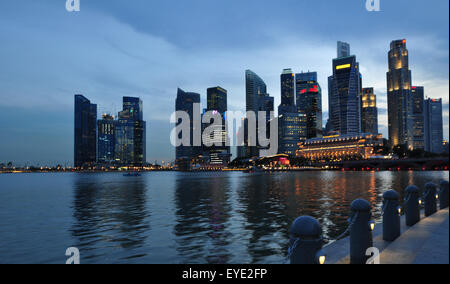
173, 173, 232, 264
71, 174, 150, 263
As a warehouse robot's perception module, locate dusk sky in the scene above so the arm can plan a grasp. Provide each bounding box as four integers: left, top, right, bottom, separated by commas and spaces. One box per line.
0, 0, 448, 166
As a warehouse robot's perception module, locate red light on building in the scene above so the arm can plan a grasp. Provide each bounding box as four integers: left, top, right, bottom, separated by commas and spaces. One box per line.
300, 89, 307, 94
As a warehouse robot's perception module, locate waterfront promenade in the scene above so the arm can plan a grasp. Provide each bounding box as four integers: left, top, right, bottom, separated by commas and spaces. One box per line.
324, 208, 449, 264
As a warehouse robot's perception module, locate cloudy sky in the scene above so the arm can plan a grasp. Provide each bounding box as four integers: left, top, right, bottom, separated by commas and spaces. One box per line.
0, 0, 448, 166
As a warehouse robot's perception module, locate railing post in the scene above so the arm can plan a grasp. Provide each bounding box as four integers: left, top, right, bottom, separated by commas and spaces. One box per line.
288, 216, 326, 264
404, 185, 421, 226
439, 180, 449, 209
382, 190, 401, 242
424, 182, 438, 217
349, 199, 374, 264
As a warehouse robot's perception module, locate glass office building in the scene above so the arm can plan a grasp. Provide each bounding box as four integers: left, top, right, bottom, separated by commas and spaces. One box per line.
97, 114, 116, 164
361, 88, 379, 135
74, 95, 97, 168
279, 69, 296, 116
328, 51, 362, 136
278, 112, 307, 156
411, 86, 425, 150
424, 98, 444, 154
296, 72, 323, 139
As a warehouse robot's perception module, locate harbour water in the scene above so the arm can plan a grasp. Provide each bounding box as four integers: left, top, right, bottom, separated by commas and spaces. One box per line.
0, 171, 448, 264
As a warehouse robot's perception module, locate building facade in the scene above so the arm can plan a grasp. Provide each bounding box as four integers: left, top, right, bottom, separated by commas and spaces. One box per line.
361, 88, 379, 135
411, 86, 425, 150
328, 51, 362, 135
115, 97, 146, 166
74, 95, 97, 168
337, 41, 351, 58
175, 88, 201, 168
296, 72, 323, 139
424, 98, 444, 154
297, 134, 384, 161
278, 112, 306, 156
279, 69, 296, 116
387, 39, 413, 149
97, 114, 116, 164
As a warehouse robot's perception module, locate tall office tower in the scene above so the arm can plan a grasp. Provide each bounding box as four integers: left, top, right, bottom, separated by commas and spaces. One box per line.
205, 87, 231, 166
245, 70, 269, 157
296, 72, 323, 139
97, 114, 117, 164
387, 39, 413, 149
74, 95, 97, 168
115, 97, 146, 166
175, 88, 201, 167
361, 88, 379, 135
424, 98, 444, 154
337, 41, 350, 58
279, 69, 296, 115
328, 45, 362, 136
278, 113, 306, 156
411, 86, 425, 149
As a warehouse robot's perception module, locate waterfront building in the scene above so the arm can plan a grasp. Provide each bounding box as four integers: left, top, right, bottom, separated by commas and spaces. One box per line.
296, 72, 323, 138
97, 114, 116, 164
424, 98, 444, 154
328, 44, 362, 135
115, 97, 146, 167
387, 39, 413, 149
205, 87, 231, 166
74, 94, 97, 168
279, 69, 296, 116
278, 112, 307, 156
361, 88, 379, 135
411, 86, 425, 149
297, 133, 384, 161
175, 88, 202, 168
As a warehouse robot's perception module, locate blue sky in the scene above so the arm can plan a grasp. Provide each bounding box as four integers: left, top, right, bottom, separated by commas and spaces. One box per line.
0, 0, 448, 165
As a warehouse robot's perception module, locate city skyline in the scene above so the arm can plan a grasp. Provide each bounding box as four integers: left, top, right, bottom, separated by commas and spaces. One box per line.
0, 1, 449, 165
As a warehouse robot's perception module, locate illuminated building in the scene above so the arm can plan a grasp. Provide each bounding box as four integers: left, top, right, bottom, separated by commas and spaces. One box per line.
115, 97, 146, 167
361, 88, 379, 135
278, 112, 306, 156
328, 45, 362, 135
74, 95, 97, 168
424, 98, 444, 153
296, 72, 323, 138
411, 86, 425, 149
278, 69, 296, 116
205, 87, 230, 166
387, 39, 413, 149
297, 134, 384, 161
97, 114, 116, 164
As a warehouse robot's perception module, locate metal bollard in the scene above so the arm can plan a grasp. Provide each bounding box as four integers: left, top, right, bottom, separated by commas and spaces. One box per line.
424, 182, 438, 217
404, 185, 421, 226
349, 199, 374, 264
382, 190, 401, 242
439, 180, 449, 209
288, 216, 326, 264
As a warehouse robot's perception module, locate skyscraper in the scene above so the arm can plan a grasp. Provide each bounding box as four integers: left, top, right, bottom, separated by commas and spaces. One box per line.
296, 72, 323, 139
387, 39, 413, 149
205, 87, 230, 166
278, 112, 306, 156
337, 41, 350, 58
97, 114, 116, 164
328, 43, 362, 136
279, 69, 296, 115
115, 97, 146, 166
74, 95, 97, 168
424, 98, 444, 154
411, 86, 425, 149
361, 88, 379, 135
175, 88, 201, 167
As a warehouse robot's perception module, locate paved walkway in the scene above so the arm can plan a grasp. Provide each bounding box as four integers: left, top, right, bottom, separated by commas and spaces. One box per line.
324, 208, 449, 264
